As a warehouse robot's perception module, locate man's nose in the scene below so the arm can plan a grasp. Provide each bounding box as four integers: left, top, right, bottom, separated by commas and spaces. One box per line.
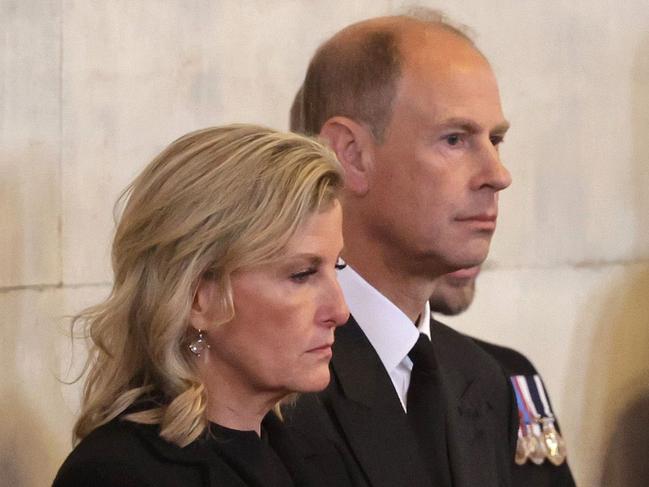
475, 141, 512, 191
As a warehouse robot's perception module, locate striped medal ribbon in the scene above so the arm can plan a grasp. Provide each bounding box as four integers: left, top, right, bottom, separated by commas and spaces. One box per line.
511, 375, 568, 466
511, 376, 547, 464
529, 375, 568, 465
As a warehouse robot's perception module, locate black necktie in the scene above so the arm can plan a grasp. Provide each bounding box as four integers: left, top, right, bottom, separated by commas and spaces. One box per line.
407, 333, 452, 486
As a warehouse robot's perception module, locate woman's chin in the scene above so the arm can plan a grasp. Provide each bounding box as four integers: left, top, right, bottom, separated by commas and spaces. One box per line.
292, 368, 332, 394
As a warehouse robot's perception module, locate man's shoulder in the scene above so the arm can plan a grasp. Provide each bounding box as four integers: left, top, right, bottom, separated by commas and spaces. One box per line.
430, 319, 507, 376
471, 337, 538, 376
431, 318, 538, 376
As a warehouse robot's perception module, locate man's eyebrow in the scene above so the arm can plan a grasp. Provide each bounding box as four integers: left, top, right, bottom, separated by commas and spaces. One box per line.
492, 121, 511, 135
437, 117, 511, 134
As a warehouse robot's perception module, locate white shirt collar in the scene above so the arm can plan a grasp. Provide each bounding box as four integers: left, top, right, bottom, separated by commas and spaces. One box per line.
337, 265, 431, 374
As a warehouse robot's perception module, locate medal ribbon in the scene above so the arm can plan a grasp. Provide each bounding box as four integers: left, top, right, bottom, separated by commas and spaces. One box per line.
526, 375, 547, 419
530, 374, 567, 464
510, 376, 533, 428
533, 375, 555, 419
516, 376, 543, 435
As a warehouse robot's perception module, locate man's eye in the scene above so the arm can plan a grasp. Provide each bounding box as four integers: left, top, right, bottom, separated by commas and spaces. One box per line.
335, 257, 347, 270
444, 134, 463, 146
490, 135, 505, 146
290, 268, 317, 283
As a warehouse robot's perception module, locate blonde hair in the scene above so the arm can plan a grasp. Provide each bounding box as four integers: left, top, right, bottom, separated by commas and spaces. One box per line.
72, 124, 343, 447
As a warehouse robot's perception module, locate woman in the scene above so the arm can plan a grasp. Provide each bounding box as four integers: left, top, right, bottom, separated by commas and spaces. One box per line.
54, 124, 351, 486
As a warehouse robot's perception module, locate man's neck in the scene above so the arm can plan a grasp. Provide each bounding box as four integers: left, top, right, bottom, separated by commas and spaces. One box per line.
343, 244, 441, 323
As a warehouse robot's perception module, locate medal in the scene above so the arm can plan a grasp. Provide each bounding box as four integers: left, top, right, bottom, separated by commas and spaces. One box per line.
514, 412, 529, 465
512, 374, 569, 466
514, 436, 528, 465
541, 417, 567, 465
525, 423, 546, 465
531, 376, 567, 465
515, 376, 550, 465
511, 377, 541, 465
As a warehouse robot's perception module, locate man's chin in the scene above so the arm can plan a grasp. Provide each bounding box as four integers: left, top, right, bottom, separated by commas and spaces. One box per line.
446, 265, 481, 280
441, 263, 482, 288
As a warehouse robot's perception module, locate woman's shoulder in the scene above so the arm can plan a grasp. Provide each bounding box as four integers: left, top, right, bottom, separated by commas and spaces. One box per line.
52, 419, 204, 487
52, 420, 153, 486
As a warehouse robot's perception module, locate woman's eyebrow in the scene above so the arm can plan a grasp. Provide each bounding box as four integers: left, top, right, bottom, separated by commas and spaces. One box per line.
281, 253, 323, 265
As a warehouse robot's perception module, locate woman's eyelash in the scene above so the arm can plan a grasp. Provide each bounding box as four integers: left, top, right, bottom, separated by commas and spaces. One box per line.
290, 258, 345, 281
290, 268, 317, 281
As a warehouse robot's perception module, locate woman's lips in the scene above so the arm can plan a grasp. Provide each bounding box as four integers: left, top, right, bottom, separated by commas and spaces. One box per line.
306, 343, 334, 357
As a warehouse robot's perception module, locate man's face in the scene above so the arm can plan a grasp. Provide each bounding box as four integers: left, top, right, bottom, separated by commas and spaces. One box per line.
362, 32, 511, 276
429, 266, 480, 316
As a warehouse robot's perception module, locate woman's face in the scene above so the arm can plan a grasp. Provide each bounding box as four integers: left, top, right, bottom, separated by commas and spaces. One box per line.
202, 201, 348, 398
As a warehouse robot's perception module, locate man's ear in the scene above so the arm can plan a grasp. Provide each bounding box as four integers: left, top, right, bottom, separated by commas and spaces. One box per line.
189, 274, 223, 332
319, 117, 374, 195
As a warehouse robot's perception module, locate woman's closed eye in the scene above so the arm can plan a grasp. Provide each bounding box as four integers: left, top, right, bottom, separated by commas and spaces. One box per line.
290, 267, 317, 283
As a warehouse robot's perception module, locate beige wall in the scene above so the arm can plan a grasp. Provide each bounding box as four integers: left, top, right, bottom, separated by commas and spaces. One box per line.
1, 1, 648, 485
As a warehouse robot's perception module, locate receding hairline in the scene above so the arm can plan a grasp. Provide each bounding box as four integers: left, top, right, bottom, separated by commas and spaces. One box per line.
324, 13, 480, 61
302, 12, 488, 138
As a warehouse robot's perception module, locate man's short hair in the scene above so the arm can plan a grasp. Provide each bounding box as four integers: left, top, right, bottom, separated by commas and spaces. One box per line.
295, 9, 474, 140
289, 85, 305, 133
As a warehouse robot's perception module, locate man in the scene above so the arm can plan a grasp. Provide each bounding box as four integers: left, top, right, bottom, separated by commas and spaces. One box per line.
430, 268, 576, 486
286, 11, 516, 487
428, 266, 481, 316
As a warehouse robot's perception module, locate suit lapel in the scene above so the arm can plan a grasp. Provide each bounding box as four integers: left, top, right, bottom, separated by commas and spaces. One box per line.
430, 322, 501, 487
264, 412, 316, 486
329, 317, 431, 487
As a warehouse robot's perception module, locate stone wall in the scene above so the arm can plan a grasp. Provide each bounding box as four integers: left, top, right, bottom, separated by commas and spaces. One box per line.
2, 1, 648, 485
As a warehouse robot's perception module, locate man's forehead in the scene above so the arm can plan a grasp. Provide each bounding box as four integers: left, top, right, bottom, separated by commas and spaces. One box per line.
400, 23, 481, 62
396, 28, 494, 91
396, 61, 503, 115
403, 40, 490, 83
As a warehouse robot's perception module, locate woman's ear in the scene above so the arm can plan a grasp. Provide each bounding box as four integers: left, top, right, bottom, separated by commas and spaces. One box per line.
319, 116, 375, 196
189, 274, 223, 331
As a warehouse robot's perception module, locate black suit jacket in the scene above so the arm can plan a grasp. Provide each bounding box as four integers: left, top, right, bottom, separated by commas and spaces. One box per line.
53, 412, 353, 487
473, 339, 577, 487
284, 317, 516, 487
